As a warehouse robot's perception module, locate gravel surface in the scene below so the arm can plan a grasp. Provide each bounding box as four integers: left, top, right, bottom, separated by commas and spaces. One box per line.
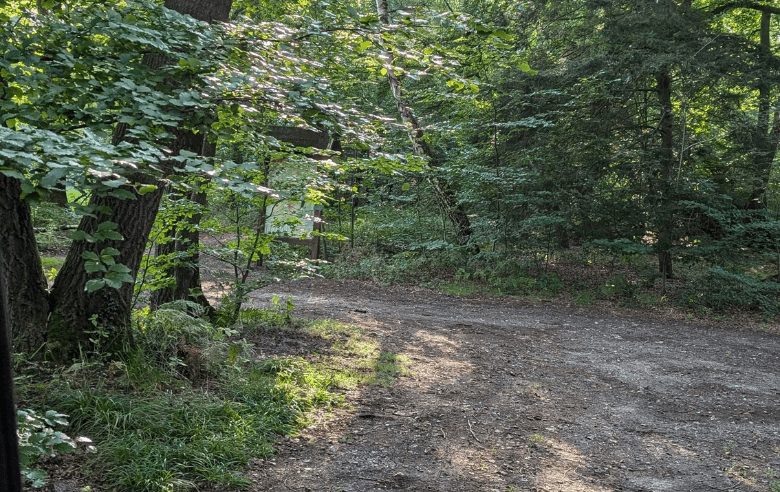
237, 278, 780, 492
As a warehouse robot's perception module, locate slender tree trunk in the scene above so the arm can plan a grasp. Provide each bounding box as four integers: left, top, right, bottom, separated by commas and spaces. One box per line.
150, 139, 215, 313
375, 0, 474, 247
47, 0, 232, 361
656, 70, 675, 279
747, 10, 778, 208
150, 184, 212, 313
711, 4, 780, 209
0, 174, 49, 354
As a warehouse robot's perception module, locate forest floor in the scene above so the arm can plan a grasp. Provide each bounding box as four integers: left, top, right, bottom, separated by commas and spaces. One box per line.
226, 277, 780, 492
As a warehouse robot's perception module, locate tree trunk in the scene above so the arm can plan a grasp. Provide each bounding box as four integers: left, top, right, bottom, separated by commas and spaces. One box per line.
656, 70, 675, 279
48, 179, 166, 359
0, 254, 22, 492
0, 174, 49, 354
47, 0, 232, 361
375, 0, 474, 247
150, 128, 217, 313
150, 182, 212, 314
711, 4, 780, 209
747, 10, 778, 209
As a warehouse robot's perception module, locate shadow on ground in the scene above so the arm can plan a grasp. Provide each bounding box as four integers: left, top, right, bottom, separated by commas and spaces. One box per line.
236, 278, 780, 492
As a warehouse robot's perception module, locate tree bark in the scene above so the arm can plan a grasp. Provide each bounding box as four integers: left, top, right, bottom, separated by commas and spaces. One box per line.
47, 0, 232, 361
746, 10, 778, 208
149, 131, 217, 313
375, 0, 474, 247
656, 70, 675, 279
0, 254, 22, 492
150, 181, 212, 313
48, 178, 166, 359
0, 174, 49, 354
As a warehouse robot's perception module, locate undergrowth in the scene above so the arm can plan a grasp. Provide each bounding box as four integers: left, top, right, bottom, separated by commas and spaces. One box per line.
324, 244, 780, 318
17, 301, 405, 491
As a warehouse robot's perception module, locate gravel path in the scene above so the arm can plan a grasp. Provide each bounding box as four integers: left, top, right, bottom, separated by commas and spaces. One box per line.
238, 278, 780, 492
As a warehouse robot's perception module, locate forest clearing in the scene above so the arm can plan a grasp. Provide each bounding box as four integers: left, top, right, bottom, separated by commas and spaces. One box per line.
2, 0, 780, 491
237, 279, 780, 492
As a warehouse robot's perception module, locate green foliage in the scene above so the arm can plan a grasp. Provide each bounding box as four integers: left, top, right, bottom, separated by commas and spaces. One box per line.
576, 290, 597, 307
28, 306, 407, 492
679, 266, 780, 315
133, 301, 249, 381
601, 275, 636, 299
16, 408, 84, 488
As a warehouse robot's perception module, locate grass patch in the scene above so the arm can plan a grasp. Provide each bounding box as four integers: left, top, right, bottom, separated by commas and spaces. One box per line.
40, 256, 65, 269
305, 319, 411, 388
19, 303, 408, 491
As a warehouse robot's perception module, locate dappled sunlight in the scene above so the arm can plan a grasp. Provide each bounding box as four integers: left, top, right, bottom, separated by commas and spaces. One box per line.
538, 440, 614, 492
412, 330, 462, 354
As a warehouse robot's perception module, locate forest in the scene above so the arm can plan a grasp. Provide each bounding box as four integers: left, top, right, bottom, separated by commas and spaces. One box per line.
1, 0, 779, 490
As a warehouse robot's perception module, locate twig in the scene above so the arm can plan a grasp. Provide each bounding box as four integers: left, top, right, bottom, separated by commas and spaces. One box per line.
441, 427, 446, 439
467, 419, 480, 442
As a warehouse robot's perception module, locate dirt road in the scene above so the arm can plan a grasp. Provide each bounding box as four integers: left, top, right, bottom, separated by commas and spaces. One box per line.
242, 278, 780, 492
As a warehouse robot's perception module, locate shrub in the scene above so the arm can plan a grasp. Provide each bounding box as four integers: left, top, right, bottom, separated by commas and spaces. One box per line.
17, 409, 85, 488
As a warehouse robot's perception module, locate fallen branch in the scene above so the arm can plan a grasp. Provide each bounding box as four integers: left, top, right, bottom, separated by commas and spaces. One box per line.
467, 419, 480, 442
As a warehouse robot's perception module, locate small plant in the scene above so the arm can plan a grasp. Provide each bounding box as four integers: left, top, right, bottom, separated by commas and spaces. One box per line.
601, 274, 633, 298
530, 433, 545, 445
454, 267, 471, 281
770, 479, 780, 492
576, 290, 596, 306
16, 409, 86, 488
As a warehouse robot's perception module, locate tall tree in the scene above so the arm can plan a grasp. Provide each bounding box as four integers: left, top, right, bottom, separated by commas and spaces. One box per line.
712, 2, 780, 208
375, 0, 475, 247
47, 0, 233, 359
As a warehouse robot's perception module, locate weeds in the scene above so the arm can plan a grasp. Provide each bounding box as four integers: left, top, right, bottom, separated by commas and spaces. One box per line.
17, 305, 407, 491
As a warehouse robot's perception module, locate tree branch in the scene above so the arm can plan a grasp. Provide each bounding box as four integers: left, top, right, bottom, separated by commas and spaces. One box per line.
711, 2, 780, 16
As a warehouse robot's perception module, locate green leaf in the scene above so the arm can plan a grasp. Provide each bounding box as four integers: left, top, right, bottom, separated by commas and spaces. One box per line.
401, 182, 410, 191
84, 262, 107, 273
109, 264, 131, 274
109, 189, 137, 200
518, 60, 537, 75
97, 221, 117, 231
107, 271, 134, 284
104, 276, 123, 289
71, 231, 94, 242
102, 178, 127, 188
380, 67, 387, 76
138, 184, 157, 195
81, 251, 100, 261
85, 279, 105, 292
357, 40, 372, 52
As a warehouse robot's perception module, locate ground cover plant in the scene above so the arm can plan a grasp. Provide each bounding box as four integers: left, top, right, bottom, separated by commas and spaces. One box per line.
14, 300, 406, 491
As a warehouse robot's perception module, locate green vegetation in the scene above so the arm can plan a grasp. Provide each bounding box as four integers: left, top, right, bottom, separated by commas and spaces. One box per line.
3, 0, 780, 488
16, 302, 405, 490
